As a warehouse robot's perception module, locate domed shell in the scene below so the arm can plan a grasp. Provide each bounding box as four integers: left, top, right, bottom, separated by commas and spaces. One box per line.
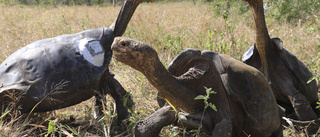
167, 48, 201, 76
242, 42, 318, 103
167, 49, 280, 136
0, 27, 114, 112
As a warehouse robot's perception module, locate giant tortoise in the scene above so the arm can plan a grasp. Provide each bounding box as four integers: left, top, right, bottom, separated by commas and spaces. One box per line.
241, 0, 318, 120
0, 0, 155, 123
111, 37, 282, 137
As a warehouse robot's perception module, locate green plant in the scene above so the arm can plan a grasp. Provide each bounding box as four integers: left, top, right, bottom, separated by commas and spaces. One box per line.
194, 87, 217, 136
268, 0, 320, 23
45, 119, 57, 137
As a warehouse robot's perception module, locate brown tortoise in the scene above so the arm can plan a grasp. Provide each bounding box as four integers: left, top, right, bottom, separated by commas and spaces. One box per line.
241, 0, 318, 120
111, 37, 282, 137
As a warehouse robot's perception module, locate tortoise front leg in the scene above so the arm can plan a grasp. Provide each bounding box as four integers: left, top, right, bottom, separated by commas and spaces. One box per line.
134, 105, 177, 137
95, 69, 134, 124
177, 110, 213, 133
106, 72, 134, 124
134, 105, 215, 136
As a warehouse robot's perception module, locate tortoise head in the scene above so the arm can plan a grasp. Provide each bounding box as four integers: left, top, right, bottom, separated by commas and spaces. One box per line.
112, 0, 156, 36
111, 37, 158, 72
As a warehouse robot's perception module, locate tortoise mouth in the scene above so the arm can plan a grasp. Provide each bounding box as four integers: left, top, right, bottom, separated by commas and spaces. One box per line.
113, 51, 122, 58
111, 39, 129, 62
112, 50, 127, 62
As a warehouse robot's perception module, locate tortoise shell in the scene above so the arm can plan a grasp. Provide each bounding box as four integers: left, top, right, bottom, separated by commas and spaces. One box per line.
242, 37, 318, 104
0, 27, 114, 112
167, 49, 280, 136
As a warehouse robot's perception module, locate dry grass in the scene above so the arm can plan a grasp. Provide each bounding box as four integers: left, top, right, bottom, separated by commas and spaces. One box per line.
0, 2, 320, 136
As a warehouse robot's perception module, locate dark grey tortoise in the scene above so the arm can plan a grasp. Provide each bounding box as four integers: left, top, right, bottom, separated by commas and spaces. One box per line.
0, 0, 155, 123
111, 37, 282, 137
242, 0, 318, 121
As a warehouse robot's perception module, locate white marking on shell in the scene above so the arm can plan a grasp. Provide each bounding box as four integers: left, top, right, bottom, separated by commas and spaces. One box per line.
78, 38, 105, 67
242, 46, 254, 62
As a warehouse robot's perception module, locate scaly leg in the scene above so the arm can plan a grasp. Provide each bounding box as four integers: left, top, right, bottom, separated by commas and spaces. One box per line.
107, 72, 134, 124
94, 69, 134, 124
288, 88, 317, 120
134, 105, 177, 137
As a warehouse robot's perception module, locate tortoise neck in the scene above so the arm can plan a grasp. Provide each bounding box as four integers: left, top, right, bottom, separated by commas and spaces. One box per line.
141, 57, 203, 114
250, 1, 272, 78
111, 0, 139, 36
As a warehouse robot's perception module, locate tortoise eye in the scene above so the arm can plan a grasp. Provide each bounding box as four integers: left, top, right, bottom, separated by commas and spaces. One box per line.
120, 41, 127, 47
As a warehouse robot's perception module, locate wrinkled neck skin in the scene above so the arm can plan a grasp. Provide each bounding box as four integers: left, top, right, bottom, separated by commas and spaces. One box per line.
249, 1, 275, 79
139, 57, 204, 114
